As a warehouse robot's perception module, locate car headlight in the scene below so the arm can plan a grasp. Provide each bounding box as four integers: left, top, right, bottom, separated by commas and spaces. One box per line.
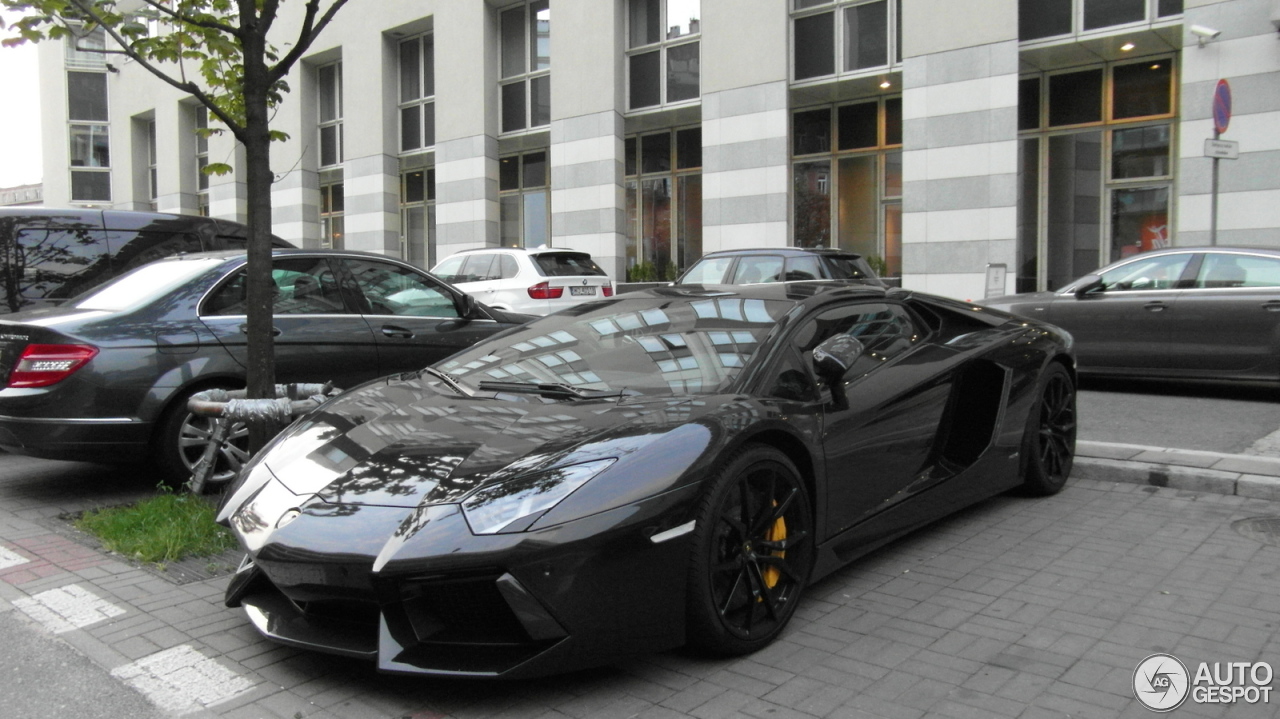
461, 458, 617, 535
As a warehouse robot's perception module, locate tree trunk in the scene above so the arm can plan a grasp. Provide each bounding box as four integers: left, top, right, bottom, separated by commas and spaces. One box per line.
238, 16, 280, 452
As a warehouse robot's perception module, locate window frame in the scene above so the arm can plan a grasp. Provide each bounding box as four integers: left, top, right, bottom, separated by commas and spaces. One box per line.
789, 97, 903, 277
1017, 55, 1179, 292
317, 60, 344, 168
400, 165, 437, 268
1018, 0, 1184, 45
499, 0, 551, 135
320, 181, 345, 250
67, 68, 111, 203
625, 0, 702, 112
499, 150, 551, 248
398, 33, 436, 154
624, 126, 704, 281
790, 0, 901, 85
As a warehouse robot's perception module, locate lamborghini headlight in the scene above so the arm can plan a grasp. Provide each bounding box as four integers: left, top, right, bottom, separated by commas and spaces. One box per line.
461, 458, 617, 535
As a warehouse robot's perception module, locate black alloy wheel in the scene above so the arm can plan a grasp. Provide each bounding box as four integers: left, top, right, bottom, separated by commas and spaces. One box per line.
687, 445, 814, 655
1020, 363, 1076, 496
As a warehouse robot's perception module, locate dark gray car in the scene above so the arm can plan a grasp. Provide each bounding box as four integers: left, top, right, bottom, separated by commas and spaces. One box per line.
0, 207, 293, 313
0, 249, 531, 482
675, 247, 884, 287
981, 246, 1280, 381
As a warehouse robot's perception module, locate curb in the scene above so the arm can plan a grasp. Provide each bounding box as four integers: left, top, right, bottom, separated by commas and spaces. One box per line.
1076, 441, 1280, 502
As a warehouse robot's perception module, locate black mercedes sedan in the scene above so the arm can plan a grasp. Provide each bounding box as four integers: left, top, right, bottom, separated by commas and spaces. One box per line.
981, 246, 1280, 382
0, 249, 530, 482
218, 282, 1077, 679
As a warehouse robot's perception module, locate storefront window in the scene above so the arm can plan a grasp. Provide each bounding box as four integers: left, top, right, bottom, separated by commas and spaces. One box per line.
791, 97, 902, 277
499, 151, 549, 247
400, 166, 435, 268
1018, 55, 1176, 291
625, 127, 702, 281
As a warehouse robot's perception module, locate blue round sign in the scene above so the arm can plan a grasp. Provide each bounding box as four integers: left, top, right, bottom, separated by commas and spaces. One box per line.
1213, 79, 1232, 135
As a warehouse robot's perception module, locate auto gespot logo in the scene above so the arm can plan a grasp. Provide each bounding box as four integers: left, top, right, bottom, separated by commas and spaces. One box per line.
1133, 653, 1274, 712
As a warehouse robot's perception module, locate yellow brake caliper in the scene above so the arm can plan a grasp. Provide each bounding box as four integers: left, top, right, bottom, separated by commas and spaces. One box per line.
762, 501, 786, 589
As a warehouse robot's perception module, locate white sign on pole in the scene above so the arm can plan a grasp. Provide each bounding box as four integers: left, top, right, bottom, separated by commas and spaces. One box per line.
1205, 139, 1240, 160
984, 263, 1007, 299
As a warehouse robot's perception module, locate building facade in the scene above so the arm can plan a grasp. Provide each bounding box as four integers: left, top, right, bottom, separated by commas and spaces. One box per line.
35, 0, 1280, 299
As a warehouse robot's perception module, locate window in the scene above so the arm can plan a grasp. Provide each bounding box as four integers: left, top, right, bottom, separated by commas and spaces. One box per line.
399, 34, 435, 152
344, 258, 460, 318
194, 105, 209, 194
318, 61, 343, 167
1019, 0, 1183, 42
500, 1, 551, 133
791, 98, 902, 278
627, 0, 701, 110
795, 301, 919, 379
64, 26, 106, 68
1095, 253, 1190, 292
320, 182, 344, 250
146, 120, 158, 210
400, 166, 435, 267
205, 258, 347, 316
1194, 254, 1280, 290
792, 0, 900, 83
625, 127, 702, 281
68, 70, 110, 202
499, 151, 550, 247
1017, 57, 1177, 292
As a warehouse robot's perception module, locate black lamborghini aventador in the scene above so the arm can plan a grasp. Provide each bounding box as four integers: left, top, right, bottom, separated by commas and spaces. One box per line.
218, 282, 1077, 679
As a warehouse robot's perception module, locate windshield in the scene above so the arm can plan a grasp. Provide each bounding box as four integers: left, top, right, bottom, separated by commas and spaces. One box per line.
438, 294, 795, 396
74, 257, 226, 311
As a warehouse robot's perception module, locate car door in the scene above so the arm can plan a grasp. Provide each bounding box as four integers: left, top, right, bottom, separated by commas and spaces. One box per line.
1163, 252, 1280, 378
1047, 251, 1194, 371
338, 256, 503, 374
199, 256, 381, 389
801, 300, 955, 535
454, 253, 504, 305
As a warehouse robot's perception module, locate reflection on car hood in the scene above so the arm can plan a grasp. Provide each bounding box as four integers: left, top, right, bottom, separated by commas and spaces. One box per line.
262, 375, 701, 508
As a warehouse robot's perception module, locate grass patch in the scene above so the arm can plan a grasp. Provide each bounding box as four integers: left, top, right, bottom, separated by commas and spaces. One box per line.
75, 493, 237, 565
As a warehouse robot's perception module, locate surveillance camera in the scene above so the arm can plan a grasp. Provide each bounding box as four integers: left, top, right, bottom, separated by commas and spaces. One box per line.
1189, 24, 1221, 39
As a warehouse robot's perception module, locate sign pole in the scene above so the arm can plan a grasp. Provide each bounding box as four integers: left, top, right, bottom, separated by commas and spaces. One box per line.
1211, 128, 1220, 247
1209, 79, 1233, 247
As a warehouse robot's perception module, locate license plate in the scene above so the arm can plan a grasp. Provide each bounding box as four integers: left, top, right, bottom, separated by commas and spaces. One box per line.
570, 286, 596, 296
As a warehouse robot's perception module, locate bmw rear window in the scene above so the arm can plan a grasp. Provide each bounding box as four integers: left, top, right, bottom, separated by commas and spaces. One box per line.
827, 256, 878, 282
74, 258, 226, 311
533, 252, 607, 277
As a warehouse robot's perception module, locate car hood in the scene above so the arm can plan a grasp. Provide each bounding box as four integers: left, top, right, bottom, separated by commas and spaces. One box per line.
256, 375, 709, 508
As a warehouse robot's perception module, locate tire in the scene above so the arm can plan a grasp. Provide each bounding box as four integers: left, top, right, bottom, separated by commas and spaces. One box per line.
153, 385, 250, 490
686, 445, 814, 656
1019, 363, 1077, 496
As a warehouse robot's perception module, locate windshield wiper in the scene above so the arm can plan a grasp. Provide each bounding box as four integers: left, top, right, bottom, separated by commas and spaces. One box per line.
477, 380, 638, 400
416, 367, 474, 397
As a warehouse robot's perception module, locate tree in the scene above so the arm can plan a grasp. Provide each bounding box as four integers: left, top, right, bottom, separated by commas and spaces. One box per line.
1, 0, 350, 450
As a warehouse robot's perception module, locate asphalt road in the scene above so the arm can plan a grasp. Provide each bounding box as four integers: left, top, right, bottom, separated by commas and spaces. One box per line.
0, 606, 167, 719
1077, 377, 1280, 455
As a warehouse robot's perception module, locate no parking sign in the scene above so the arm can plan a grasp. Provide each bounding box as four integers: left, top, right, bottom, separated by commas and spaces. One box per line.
1213, 78, 1232, 136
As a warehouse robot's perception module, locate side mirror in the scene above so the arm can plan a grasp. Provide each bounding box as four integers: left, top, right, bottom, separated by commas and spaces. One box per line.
812, 334, 865, 383
1073, 274, 1104, 297
458, 292, 478, 320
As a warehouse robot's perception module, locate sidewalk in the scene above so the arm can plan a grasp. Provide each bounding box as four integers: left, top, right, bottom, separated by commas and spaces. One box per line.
0, 447, 1278, 718
1077, 440, 1280, 502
